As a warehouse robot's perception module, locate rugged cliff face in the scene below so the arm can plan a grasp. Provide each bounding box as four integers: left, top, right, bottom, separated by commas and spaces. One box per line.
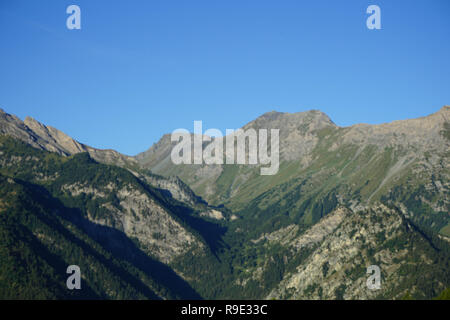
60, 179, 201, 264
265, 205, 449, 300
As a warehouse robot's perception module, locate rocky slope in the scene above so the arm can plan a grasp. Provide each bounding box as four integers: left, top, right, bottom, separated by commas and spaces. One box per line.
0, 134, 207, 263
0, 132, 219, 299
0, 109, 137, 167
265, 204, 449, 299
0, 173, 184, 299
0, 108, 214, 213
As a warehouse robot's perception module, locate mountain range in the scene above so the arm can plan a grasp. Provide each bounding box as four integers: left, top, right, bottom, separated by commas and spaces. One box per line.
0, 106, 448, 299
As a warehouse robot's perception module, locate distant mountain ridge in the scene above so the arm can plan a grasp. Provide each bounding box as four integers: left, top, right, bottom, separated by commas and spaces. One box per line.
0, 109, 137, 167
0, 106, 449, 300
136, 106, 449, 211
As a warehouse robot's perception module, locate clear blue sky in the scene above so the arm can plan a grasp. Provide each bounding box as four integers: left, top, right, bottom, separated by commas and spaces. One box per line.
1, 0, 449, 155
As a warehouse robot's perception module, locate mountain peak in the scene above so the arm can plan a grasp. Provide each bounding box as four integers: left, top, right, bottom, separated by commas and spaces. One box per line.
259, 110, 284, 119
24, 115, 38, 123
24, 116, 46, 131
436, 105, 450, 117
245, 109, 336, 132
